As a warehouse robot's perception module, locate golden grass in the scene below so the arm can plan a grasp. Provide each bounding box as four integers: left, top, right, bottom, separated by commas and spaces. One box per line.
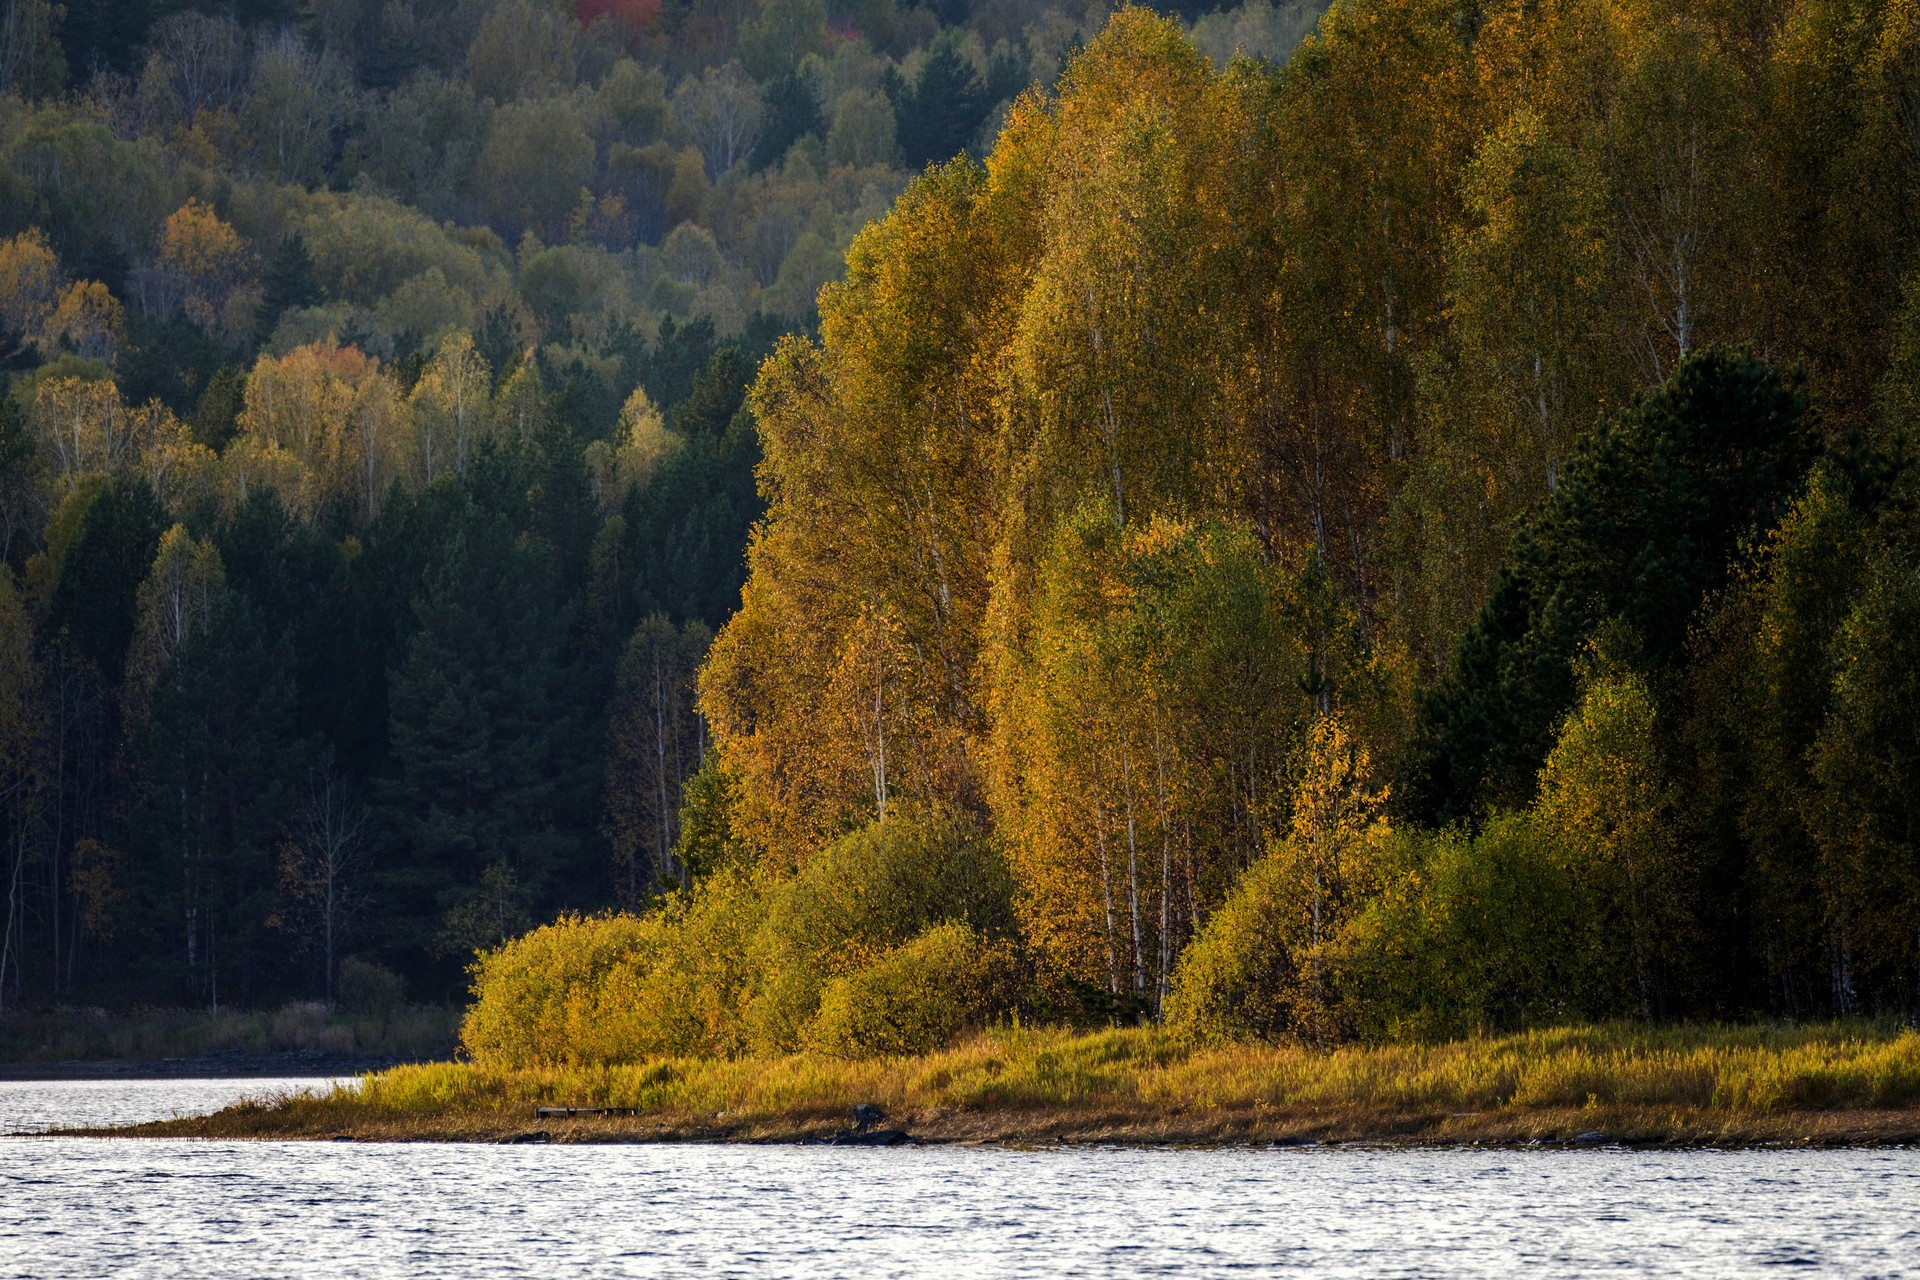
101, 1021, 1920, 1147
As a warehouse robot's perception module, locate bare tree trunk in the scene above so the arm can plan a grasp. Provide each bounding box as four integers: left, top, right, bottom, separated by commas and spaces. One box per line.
653, 644, 671, 888
1088, 748, 1118, 997
1151, 721, 1172, 1014
1121, 738, 1143, 1000
0, 822, 23, 1014
870, 664, 887, 820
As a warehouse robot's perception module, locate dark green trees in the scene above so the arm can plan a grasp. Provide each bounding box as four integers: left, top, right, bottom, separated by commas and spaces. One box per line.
1410, 350, 1817, 823
891, 37, 992, 169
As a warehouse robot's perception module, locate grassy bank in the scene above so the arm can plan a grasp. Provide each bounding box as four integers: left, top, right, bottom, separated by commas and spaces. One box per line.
106, 1022, 1920, 1147
1, 1002, 460, 1068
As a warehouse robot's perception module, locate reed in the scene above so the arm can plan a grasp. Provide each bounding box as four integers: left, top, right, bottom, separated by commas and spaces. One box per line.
111, 1020, 1920, 1146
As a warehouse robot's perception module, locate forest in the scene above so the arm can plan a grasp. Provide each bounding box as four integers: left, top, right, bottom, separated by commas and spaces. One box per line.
4, 0, 1919, 1059
0, 0, 1330, 1011
466, 0, 1920, 1066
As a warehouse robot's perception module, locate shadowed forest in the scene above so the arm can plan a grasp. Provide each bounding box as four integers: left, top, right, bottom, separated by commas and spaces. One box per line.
4, 0, 1920, 1062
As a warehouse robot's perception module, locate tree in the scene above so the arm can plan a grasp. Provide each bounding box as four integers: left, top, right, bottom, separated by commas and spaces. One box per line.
0, 0, 65, 100
274, 765, 369, 1002
674, 62, 763, 180
1410, 349, 1818, 822
378, 507, 600, 981
46, 472, 167, 685
159, 199, 256, 343
1535, 659, 1694, 1020
128, 589, 306, 1007
825, 89, 896, 168
45, 282, 123, 364
137, 12, 247, 127
1808, 542, 1920, 1013
603, 614, 710, 903
754, 66, 823, 170
892, 35, 989, 169
256, 234, 321, 342
242, 32, 357, 188
0, 229, 60, 351
466, 0, 577, 102
0, 568, 43, 1014
409, 331, 491, 482
476, 99, 595, 244
124, 524, 225, 735
1165, 711, 1389, 1043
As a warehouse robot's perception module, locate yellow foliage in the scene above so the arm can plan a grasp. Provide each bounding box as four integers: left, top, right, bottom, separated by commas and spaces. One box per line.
0, 229, 59, 341
584, 387, 678, 511
45, 281, 123, 363
27, 375, 129, 488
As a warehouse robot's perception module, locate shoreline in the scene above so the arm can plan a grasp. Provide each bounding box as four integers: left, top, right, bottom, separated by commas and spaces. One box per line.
69, 1101, 1920, 1149
51, 1021, 1920, 1150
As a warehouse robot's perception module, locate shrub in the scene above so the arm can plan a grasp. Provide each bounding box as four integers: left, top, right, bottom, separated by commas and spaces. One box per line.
1339, 816, 1587, 1040
744, 802, 1015, 1052
1164, 853, 1300, 1044
588, 869, 766, 1060
336, 958, 407, 1018
461, 807, 1021, 1066
461, 912, 666, 1068
806, 922, 1021, 1058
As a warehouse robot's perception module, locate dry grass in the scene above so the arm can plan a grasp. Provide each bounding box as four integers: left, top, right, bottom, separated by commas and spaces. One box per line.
93, 1021, 1920, 1146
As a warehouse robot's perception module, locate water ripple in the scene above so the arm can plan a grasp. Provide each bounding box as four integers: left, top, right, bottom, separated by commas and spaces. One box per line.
2, 1080, 1917, 1277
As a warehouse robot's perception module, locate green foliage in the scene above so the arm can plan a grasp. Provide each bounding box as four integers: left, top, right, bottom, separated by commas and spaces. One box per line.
11, 0, 1920, 1051
336, 957, 408, 1017
46, 473, 166, 681
1411, 349, 1817, 822
806, 922, 1019, 1057
1807, 539, 1920, 1003
744, 803, 1015, 1051
891, 35, 991, 168
462, 804, 1019, 1065
1163, 851, 1302, 1044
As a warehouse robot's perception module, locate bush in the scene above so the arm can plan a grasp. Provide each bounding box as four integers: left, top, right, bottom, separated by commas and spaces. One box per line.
1164, 853, 1300, 1044
460, 806, 1024, 1067
461, 913, 666, 1067
1339, 816, 1587, 1040
805, 922, 1021, 1058
462, 872, 769, 1068
336, 958, 407, 1018
744, 802, 1016, 1053
588, 869, 765, 1060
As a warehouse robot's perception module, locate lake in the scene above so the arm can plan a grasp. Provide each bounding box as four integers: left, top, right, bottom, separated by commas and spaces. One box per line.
2, 1079, 1916, 1277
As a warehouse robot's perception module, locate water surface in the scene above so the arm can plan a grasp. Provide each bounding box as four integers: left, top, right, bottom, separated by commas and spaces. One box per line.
3, 1080, 1916, 1277
0, 1076, 345, 1135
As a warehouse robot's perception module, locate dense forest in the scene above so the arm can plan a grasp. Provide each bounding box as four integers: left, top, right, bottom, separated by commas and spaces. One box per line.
0, 0, 1329, 1010
466, 0, 1920, 1067
6, 0, 1920, 1055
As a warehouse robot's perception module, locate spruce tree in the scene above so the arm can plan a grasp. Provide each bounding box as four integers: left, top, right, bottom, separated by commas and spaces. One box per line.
1408, 349, 1818, 823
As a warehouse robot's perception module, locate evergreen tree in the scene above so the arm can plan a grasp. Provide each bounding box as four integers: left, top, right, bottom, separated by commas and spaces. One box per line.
377, 513, 601, 983
47, 475, 167, 684
1409, 350, 1818, 823
893, 37, 991, 169
256, 235, 322, 343
755, 68, 824, 171
128, 590, 307, 1006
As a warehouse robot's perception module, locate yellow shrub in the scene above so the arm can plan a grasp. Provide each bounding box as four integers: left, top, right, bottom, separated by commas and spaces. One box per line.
806, 922, 1021, 1058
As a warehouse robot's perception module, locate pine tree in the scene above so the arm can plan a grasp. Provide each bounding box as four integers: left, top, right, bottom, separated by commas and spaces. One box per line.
894, 38, 990, 169
256, 235, 322, 343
